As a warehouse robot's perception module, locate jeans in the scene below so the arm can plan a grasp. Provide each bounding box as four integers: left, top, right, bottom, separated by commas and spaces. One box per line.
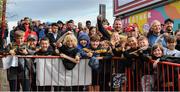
8, 79, 30, 91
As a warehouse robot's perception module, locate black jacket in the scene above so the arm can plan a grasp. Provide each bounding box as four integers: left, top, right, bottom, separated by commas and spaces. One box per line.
46, 32, 61, 48
59, 45, 80, 70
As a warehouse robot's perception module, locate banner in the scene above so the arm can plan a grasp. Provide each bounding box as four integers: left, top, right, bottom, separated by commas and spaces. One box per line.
35, 58, 92, 86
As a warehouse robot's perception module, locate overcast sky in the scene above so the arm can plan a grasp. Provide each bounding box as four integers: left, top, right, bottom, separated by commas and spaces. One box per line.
7, 0, 114, 30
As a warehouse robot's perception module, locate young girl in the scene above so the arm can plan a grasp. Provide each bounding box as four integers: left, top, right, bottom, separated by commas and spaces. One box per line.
151, 44, 178, 90
58, 34, 80, 70
57, 34, 81, 91
150, 44, 164, 91
110, 32, 120, 49
112, 34, 127, 57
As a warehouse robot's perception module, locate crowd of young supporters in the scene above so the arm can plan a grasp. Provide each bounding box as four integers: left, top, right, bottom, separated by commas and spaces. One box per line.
1, 16, 180, 91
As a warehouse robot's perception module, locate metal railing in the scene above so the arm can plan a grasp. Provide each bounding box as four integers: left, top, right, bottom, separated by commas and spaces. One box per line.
0, 55, 179, 91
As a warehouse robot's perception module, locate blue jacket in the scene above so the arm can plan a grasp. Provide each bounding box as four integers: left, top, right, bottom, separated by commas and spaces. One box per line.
148, 33, 167, 47
77, 32, 90, 58
38, 28, 46, 40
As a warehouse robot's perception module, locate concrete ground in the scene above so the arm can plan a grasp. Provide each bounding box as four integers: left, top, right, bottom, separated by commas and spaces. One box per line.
0, 60, 9, 91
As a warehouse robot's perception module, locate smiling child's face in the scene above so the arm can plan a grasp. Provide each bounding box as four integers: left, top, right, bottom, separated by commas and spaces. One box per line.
80, 39, 88, 47
153, 47, 163, 58
91, 40, 100, 49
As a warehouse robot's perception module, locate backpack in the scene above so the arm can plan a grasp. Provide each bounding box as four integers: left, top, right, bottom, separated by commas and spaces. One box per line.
88, 57, 99, 71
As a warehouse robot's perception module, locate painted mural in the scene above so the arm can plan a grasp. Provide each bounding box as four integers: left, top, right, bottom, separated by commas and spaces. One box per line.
121, 0, 180, 33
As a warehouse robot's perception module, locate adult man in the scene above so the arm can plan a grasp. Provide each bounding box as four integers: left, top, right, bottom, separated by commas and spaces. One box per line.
86, 20, 91, 29
46, 23, 61, 49
164, 18, 174, 35
113, 18, 123, 34
97, 15, 123, 40
61, 20, 77, 37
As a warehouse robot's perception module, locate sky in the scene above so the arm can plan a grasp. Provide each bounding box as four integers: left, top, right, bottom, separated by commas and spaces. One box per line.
7, 0, 114, 30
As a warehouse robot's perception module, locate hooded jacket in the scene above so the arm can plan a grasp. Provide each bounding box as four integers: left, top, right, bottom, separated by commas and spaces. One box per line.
77, 32, 90, 49
77, 32, 90, 58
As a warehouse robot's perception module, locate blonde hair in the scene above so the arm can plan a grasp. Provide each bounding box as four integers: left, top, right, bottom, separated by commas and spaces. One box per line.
63, 34, 78, 48
119, 34, 127, 42
110, 32, 120, 41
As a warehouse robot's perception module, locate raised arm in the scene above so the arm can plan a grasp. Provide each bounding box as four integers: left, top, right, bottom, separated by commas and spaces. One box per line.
97, 15, 111, 40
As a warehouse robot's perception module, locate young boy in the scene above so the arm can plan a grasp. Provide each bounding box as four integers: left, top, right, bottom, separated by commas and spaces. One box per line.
83, 34, 112, 91
34, 37, 56, 91
164, 36, 180, 57
77, 32, 90, 58
6, 30, 30, 91
35, 37, 55, 55
138, 36, 154, 91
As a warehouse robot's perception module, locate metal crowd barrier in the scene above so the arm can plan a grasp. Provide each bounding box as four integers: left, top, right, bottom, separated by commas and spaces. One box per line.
0, 55, 179, 91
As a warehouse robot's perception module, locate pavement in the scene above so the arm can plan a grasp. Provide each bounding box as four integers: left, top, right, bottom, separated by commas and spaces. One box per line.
0, 60, 9, 91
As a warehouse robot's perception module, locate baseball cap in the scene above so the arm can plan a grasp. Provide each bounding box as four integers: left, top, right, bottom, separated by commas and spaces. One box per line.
27, 35, 37, 41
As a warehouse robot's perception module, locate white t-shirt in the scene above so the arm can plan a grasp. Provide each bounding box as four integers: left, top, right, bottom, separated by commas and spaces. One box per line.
164, 48, 180, 57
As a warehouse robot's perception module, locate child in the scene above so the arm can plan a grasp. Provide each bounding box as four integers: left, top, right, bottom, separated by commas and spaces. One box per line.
112, 34, 127, 56
123, 36, 139, 60
123, 36, 140, 91
57, 34, 81, 91
111, 35, 127, 91
110, 32, 120, 48
83, 34, 112, 91
164, 36, 180, 57
34, 37, 56, 91
99, 40, 113, 91
58, 34, 80, 70
6, 30, 30, 91
101, 40, 112, 54
149, 44, 180, 91
137, 36, 154, 91
77, 32, 90, 57
150, 44, 164, 90
35, 37, 55, 55
76, 32, 90, 91
83, 34, 101, 91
